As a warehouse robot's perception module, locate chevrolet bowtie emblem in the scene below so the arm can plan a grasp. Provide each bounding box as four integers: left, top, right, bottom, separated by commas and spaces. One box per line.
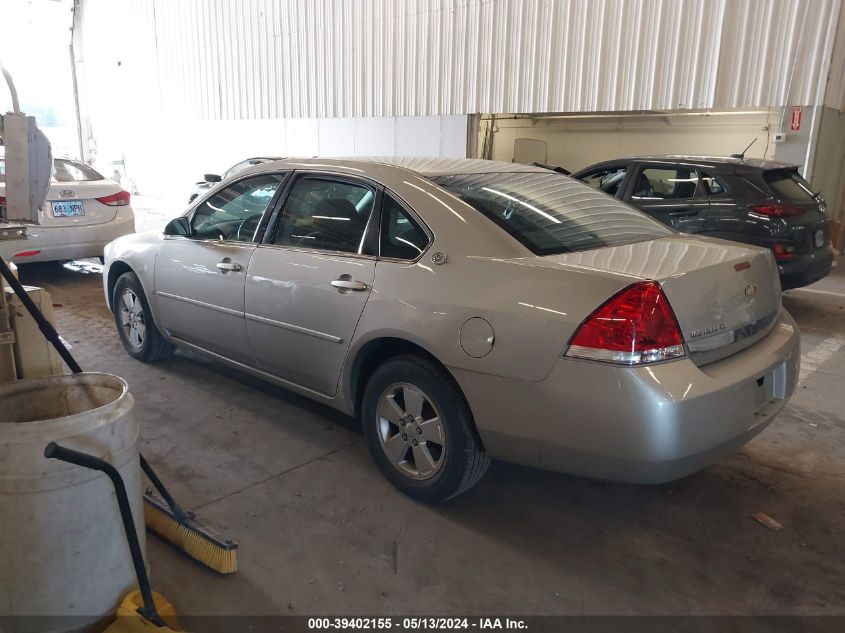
745, 284, 758, 297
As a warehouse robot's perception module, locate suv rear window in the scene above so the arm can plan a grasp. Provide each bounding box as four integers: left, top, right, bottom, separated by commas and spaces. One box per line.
430, 172, 672, 256
763, 169, 815, 202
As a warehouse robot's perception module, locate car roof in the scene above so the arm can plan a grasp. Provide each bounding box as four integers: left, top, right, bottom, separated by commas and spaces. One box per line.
237, 156, 283, 163
580, 155, 800, 172
255, 156, 548, 177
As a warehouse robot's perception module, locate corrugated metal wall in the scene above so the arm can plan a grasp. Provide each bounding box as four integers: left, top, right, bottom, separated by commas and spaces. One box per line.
826, 0, 845, 110
76, 0, 845, 121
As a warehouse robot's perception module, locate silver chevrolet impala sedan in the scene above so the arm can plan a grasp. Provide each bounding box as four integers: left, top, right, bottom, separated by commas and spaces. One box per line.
103, 157, 800, 502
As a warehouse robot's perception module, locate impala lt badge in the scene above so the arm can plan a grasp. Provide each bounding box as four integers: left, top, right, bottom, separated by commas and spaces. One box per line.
690, 322, 727, 339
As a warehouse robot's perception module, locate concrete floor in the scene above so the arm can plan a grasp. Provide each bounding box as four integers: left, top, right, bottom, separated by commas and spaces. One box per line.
16, 255, 845, 618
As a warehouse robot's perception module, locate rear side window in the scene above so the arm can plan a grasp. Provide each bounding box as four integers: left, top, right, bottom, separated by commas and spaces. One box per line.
699, 171, 726, 195
272, 177, 375, 253
763, 169, 815, 202
631, 167, 699, 200
430, 172, 672, 256
52, 159, 104, 182
380, 195, 430, 260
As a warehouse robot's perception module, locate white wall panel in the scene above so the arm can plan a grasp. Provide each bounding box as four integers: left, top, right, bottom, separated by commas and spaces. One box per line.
354, 117, 397, 154
285, 118, 321, 155
318, 118, 357, 155
395, 116, 442, 156
76, 0, 845, 120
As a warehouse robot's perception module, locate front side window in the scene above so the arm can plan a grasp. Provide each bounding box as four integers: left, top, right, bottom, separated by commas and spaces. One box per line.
631, 167, 699, 200
430, 172, 672, 256
272, 177, 375, 253
579, 165, 628, 196
380, 195, 430, 260
191, 173, 285, 241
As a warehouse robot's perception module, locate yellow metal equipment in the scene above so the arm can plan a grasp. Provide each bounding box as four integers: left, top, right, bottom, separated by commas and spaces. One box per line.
105, 591, 183, 632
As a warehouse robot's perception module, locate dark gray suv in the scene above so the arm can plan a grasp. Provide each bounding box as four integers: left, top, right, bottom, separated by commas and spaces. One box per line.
572, 155, 833, 289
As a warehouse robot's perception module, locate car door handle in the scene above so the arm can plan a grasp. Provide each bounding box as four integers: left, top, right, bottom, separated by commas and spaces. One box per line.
216, 261, 243, 272
331, 279, 368, 292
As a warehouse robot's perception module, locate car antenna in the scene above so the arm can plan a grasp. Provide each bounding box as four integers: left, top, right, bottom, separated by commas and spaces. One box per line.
731, 138, 757, 160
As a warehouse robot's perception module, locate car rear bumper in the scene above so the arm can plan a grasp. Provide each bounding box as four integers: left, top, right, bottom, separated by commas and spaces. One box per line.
452, 309, 800, 484
0, 215, 135, 264
777, 245, 834, 290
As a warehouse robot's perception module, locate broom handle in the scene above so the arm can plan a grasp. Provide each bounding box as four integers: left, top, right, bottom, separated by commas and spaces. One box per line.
139, 454, 192, 523
44, 442, 165, 627
0, 256, 83, 374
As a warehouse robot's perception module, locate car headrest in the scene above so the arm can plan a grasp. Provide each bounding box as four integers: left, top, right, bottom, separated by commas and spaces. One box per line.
313, 198, 362, 226
672, 180, 696, 198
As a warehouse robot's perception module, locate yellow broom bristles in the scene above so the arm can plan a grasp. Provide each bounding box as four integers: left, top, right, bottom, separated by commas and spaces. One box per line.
143, 503, 238, 574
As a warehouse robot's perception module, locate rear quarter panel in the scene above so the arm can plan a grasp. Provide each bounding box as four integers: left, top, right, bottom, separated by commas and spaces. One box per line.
347, 253, 634, 385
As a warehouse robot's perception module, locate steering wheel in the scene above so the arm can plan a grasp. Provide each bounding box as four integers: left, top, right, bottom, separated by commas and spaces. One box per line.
236, 213, 264, 241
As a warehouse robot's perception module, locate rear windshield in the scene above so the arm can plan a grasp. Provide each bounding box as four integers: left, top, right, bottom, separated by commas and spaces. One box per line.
763, 169, 815, 202
52, 159, 104, 182
429, 172, 673, 256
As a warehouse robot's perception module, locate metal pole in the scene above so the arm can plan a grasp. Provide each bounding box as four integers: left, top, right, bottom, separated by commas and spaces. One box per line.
70, 6, 85, 163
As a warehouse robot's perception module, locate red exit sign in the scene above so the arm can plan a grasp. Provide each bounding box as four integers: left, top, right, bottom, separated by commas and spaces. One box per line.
791, 106, 802, 131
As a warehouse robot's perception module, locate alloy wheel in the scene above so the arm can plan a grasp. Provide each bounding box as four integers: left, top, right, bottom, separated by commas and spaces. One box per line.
376, 382, 446, 480
119, 288, 147, 351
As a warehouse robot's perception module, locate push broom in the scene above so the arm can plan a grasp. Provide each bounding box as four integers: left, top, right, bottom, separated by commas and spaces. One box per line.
0, 257, 238, 574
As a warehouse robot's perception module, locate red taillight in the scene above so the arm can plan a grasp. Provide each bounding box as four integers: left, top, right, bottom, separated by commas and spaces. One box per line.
748, 203, 803, 217
14, 250, 41, 258
566, 281, 685, 365
0, 195, 6, 207
772, 242, 798, 261
96, 190, 131, 206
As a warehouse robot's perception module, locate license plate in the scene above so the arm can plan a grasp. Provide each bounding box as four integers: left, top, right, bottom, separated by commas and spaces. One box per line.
51, 200, 84, 217
814, 229, 825, 249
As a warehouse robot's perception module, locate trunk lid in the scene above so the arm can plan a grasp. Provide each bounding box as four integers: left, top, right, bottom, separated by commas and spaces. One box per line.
38, 181, 123, 227
539, 235, 781, 365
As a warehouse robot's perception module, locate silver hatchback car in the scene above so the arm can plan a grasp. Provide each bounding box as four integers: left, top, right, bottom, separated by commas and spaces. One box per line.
104, 158, 800, 502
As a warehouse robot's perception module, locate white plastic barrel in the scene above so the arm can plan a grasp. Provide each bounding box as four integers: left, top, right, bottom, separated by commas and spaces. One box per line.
0, 372, 143, 630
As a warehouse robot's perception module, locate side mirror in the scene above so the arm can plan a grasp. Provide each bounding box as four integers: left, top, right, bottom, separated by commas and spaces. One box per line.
164, 217, 191, 237
204, 173, 222, 183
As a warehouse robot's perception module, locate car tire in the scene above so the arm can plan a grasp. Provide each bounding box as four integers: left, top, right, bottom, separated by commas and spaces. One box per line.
112, 271, 175, 362
361, 355, 490, 502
